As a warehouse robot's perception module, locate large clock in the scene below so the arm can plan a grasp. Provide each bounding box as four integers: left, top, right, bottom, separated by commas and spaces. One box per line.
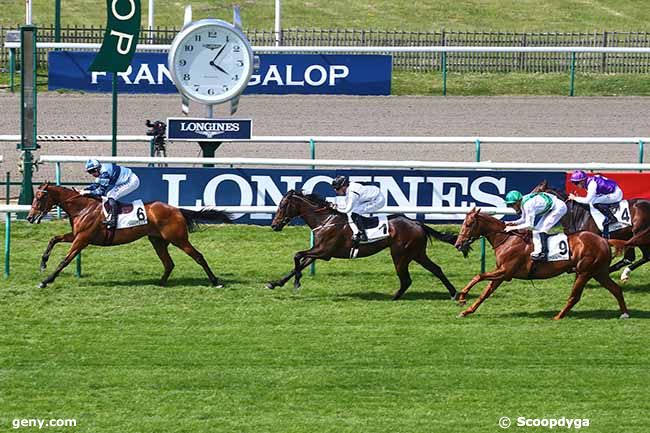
168, 18, 254, 105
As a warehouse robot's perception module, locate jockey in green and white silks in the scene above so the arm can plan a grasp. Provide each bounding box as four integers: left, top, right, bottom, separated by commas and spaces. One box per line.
331, 175, 386, 244
81, 159, 140, 230
504, 190, 567, 262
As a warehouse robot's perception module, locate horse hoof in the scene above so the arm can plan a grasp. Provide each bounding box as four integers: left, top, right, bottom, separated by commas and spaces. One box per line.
40, 265, 46, 272
265, 282, 275, 290
457, 300, 467, 306
451, 293, 458, 301
620, 312, 630, 320
38, 282, 46, 289
457, 311, 468, 318
552, 315, 562, 321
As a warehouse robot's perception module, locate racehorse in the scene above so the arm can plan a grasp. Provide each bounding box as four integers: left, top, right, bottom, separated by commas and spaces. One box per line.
532, 180, 650, 281
267, 190, 458, 300
454, 208, 629, 320
26, 183, 231, 288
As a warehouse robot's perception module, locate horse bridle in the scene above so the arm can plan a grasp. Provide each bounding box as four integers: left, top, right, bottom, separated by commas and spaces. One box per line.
278, 193, 333, 226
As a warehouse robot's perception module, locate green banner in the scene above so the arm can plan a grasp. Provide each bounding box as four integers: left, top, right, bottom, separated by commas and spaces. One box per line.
90, 0, 141, 72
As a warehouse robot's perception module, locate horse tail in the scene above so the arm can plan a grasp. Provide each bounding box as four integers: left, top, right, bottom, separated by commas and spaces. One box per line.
180, 208, 233, 232
420, 223, 457, 245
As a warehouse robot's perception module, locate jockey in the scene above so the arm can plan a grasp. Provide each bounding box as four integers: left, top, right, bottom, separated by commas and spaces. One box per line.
331, 175, 386, 245
504, 190, 567, 262
81, 159, 140, 230
568, 170, 623, 238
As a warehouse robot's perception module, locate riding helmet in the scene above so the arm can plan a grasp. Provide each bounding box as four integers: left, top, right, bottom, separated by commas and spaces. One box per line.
331, 175, 349, 190
85, 158, 101, 172
504, 190, 523, 204
570, 169, 588, 183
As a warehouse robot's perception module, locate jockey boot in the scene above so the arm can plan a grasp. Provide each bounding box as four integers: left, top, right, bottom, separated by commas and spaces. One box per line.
594, 203, 617, 239
105, 198, 118, 230
351, 213, 368, 243
531, 232, 549, 262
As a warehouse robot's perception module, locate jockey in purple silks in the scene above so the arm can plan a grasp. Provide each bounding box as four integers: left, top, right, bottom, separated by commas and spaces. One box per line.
568, 170, 623, 238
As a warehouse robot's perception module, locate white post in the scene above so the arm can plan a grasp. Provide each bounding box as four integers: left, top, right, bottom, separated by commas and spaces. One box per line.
274, 0, 281, 46
148, 0, 154, 42
25, 0, 32, 24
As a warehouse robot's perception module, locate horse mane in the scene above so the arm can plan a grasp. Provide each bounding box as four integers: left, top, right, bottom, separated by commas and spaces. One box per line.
291, 190, 337, 210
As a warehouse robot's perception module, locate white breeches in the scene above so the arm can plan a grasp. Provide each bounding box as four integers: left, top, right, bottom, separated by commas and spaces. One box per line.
533, 201, 567, 233
592, 187, 623, 205
350, 194, 386, 215
106, 175, 140, 200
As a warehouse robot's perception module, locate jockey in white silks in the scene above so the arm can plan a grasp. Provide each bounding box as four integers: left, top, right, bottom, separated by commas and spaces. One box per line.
331, 176, 386, 245
81, 159, 140, 230
503, 190, 567, 262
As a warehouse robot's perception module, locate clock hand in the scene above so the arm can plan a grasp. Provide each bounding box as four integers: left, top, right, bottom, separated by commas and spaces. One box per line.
211, 43, 227, 64
212, 64, 229, 75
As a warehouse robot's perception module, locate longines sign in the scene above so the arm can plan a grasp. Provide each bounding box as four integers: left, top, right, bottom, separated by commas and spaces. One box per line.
121, 167, 567, 225
167, 118, 252, 141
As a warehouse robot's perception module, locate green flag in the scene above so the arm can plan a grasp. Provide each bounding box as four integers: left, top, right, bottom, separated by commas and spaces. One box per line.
90, 0, 141, 72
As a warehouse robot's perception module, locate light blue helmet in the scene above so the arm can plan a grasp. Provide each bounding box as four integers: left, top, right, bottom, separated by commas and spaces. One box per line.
85, 158, 101, 172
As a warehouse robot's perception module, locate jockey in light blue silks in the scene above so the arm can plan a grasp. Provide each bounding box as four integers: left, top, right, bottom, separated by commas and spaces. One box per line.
568, 170, 623, 238
81, 159, 140, 230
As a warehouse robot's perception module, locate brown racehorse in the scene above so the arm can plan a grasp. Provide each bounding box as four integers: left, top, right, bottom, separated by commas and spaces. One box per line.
453, 208, 629, 320
532, 180, 650, 281
26, 183, 231, 288
268, 190, 458, 300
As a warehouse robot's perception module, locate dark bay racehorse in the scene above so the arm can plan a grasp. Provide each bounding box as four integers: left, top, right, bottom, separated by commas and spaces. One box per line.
27, 183, 231, 288
268, 190, 458, 300
454, 208, 629, 320
533, 180, 650, 281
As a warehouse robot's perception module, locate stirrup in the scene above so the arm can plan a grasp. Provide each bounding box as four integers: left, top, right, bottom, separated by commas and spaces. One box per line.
531, 252, 547, 262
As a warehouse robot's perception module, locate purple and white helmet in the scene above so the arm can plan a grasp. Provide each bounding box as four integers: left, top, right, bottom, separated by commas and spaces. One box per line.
570, 169, 588, 183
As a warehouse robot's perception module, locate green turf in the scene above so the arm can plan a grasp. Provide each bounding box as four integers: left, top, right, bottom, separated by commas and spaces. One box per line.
1, 221, 649, 432
3, 0, 650, 31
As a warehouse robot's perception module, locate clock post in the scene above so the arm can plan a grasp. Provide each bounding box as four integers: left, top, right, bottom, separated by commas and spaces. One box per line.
167, 6, 256, 164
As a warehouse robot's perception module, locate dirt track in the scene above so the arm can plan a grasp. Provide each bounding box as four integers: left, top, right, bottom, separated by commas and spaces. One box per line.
1, 93, 649, 198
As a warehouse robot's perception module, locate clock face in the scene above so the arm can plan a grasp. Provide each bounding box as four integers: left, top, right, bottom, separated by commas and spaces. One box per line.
169, 19, 253, 104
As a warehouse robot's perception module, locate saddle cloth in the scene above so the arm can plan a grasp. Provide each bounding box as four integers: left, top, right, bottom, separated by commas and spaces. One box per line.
358, 214, 390, 243
589, 200, 631, 232
102, 198, 148, 229
532, 232, 570, 262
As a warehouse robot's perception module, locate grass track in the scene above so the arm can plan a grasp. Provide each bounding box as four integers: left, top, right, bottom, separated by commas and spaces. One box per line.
1, 221, 649, 432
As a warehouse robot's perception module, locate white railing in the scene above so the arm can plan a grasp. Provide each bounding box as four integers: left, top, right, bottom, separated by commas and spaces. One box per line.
0, 205, 512, 215
38, 155, 650, 171
5, 42, 650, 54
0, 135, 648, 145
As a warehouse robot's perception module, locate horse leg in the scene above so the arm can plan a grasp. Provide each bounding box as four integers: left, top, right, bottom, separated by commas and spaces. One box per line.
148, 236, 174, 286
457, 266, 508, 305
620, 245, 650, 282
171, 239, 222, 288
414, 252, 457, 300
390, 251, 413, 300
458, 280, 503, 317
593, 273, 630, 319
39, 237, 89, 288
40, 232, 74, 271
553, 273, 591, 320
266, 257, 315, 289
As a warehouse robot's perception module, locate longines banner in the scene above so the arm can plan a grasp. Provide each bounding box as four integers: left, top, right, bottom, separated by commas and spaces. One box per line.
49, 52, 392, 95
119, 167, 566, 225
166, 118, 252, 141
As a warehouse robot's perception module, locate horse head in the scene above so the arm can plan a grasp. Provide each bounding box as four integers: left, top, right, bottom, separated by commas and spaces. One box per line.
27, 182, 53, 224
455, 207, 482, 257
271, 190, 302, 231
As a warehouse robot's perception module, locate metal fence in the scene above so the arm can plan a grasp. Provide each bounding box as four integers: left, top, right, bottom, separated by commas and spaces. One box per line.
2, 25, 650, 73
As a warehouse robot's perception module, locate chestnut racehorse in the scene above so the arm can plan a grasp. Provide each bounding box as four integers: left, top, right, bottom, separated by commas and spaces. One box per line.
454, 208, 629, 320
268, 190, 458, 300
27, 183, 231, 288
